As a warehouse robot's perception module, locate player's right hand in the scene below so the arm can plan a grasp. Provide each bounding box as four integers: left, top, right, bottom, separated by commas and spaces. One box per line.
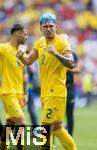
16, 44, 27, 58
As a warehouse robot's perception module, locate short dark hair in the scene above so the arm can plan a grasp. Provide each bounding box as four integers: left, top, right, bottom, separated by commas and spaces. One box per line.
10, 24, 24, 35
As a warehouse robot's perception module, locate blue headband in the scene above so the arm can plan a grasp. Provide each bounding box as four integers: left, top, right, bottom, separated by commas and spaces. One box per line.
39, 13, 56, 25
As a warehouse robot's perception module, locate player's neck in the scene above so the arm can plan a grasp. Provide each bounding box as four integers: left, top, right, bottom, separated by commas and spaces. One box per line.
45, 34, 57, 44
9, 39, 19, 49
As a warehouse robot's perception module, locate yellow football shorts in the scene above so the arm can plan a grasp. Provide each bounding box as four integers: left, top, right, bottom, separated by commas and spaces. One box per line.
41, 97, 67, 123
1, 94, 24, 119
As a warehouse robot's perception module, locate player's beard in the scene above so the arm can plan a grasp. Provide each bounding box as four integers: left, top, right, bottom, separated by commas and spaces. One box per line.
46, 32, 55, 39
20, 41, 25, 44
19, 39, 26, 45
19, 36, 28, 44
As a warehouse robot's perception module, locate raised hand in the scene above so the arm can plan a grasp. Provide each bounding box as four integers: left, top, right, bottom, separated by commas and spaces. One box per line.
46, 45, 57, 55
16, 44, 27, 58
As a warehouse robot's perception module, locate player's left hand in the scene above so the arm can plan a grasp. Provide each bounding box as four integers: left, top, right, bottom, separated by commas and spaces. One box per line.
22, 94, 28, 107
46, 45, 57, 55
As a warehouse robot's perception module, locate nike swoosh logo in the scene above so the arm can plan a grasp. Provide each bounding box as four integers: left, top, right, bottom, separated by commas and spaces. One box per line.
40, 46, 44, 48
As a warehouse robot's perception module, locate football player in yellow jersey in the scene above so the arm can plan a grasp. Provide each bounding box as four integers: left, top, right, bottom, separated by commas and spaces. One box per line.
0, 24, 28, 149
17, 13, 77, 150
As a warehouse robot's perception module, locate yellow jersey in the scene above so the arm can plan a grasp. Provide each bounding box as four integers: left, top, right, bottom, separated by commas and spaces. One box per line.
0, 43, 24, 94
34, 34, 71, 98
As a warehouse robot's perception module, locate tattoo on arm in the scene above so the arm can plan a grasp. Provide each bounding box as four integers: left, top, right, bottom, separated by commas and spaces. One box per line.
54, 51, 75, 69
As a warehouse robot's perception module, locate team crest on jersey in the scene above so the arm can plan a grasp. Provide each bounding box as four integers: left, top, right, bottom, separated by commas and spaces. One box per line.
17, 59, 21, 67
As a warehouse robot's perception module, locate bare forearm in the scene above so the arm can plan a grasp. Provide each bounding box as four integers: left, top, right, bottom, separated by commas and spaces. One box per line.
23, 80, 27, 94
17, 49, 38, 65
67, 67, 80, 73
19, 55, 31, 65
70, 67, 80, 73
68, 60, 82, 73
54, 52, 75, 69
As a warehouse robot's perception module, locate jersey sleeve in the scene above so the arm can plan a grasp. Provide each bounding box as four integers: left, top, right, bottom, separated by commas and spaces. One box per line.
60, 39, 72, 54
0, 44, 4, 56
33, 40, 39, 54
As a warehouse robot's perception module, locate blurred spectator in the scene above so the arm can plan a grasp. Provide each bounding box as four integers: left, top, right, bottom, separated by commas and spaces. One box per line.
82, 71, 93, 105
13, 0, 26, 12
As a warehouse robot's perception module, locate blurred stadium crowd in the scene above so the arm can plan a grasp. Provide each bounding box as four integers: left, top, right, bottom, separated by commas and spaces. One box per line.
0, 0, 97, 99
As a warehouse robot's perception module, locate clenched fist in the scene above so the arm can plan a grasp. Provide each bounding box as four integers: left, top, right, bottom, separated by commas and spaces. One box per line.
16, 44, 28, 58
46, 45, 57, 55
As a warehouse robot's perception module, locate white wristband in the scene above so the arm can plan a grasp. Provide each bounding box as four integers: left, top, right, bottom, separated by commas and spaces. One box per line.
18, 44, 28, 53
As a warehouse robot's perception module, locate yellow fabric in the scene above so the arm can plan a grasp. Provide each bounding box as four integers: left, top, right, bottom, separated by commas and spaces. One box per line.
0, 43, 24, 94
53, 128, 77, 150
89, 14, 97, 29
34, 34, 71, 98
1, 94, 24, 119
50, 134, 53, 150
41, 97, 66, 123
76, 11, 97, 29
82, 73, 92, 92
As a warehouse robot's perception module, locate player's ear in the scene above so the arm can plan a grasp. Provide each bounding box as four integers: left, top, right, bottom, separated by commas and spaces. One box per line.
40, 26, 42, 32
14, 31, 20, 37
